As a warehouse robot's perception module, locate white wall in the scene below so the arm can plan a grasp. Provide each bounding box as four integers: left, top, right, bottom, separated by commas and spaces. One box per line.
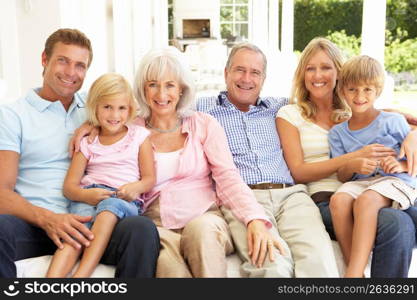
113, 0, 135, 83
0, 0, 21, 102
251, 0, 268, 49
132, 0, 153, 73
16, 0, 62, 94
59, 0, 109, 93
0, 0, 169, 103
152, 0, 169, 48
0, 0, 64, 103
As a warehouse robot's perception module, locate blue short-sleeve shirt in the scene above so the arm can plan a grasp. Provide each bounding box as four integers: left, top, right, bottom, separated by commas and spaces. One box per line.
329, 111, 415, 188
0, 89, 87, 213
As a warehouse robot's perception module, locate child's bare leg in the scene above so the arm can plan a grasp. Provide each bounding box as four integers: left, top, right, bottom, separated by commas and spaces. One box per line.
345, 190, 391, 277
46, 244, 82, 277
72, 211, 118, 278
330, 192, 355, 265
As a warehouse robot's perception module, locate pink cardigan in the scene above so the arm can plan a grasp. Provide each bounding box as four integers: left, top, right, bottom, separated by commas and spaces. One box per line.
135, 112, 270, 229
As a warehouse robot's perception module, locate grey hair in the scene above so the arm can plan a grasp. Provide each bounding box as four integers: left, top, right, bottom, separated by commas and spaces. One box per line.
134, 47, 196, 119
225, 42, 267, 76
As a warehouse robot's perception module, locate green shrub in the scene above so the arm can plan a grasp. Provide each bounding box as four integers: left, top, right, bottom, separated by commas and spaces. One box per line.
386, 0, 417, 41
325, 28, 417, 78
385, 29, 417, 73
326, 30, 361, 59
293, 0, 417, 51
293, 0, 363, 51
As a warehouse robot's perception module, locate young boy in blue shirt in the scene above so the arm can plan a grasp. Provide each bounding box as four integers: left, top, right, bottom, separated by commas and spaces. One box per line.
328, 55, 417, 277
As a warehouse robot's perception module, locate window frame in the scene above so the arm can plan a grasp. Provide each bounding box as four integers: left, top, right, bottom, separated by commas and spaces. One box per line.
220, 0, 251, 40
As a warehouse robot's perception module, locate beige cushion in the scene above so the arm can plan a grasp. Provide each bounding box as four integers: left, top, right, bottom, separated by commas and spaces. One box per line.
16, 241, 417, 277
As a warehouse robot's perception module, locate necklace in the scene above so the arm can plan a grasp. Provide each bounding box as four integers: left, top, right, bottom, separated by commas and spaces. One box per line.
146, 118, 182, 133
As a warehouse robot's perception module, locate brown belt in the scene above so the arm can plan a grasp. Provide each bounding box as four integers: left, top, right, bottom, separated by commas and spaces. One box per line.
247, 183, 293, 190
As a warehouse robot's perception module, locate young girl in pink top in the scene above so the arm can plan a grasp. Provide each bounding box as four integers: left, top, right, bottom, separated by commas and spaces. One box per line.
46, 73, 155, 277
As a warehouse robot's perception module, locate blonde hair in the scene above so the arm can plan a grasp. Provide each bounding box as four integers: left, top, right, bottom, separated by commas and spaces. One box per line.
290, 37, 351, 123
86, 73, 138, 127
134, 47, 195, 119
337, 55, 385, 99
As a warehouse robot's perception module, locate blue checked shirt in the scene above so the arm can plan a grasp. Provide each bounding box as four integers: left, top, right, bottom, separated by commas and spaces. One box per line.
197, 91, 294, 185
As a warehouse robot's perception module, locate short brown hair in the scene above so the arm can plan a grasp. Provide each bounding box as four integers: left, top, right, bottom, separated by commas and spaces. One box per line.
337, 55, 385, 98
44, 28, 93, 67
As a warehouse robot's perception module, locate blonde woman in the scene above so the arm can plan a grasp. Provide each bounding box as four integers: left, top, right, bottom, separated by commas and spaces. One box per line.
276, 37, 417, 277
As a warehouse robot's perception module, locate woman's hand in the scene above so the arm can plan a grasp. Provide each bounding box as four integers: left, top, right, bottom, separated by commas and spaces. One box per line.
349, 157, 379, 175
399, 129, 417, 177
246, 219, 285, 268
355, 144, 396, 160
384, 109, 417, 127
68, 122, 98, 158
403, 113, 417, 126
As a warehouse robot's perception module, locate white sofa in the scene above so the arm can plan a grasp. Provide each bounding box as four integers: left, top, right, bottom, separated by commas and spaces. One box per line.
15, 241, 417, 278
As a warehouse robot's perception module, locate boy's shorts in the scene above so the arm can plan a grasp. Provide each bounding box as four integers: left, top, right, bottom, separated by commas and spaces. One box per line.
335, 176, 417, 210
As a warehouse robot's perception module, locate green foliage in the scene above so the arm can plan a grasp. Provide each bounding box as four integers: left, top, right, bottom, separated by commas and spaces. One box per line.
326, 30, 361, 59
292, 0, 417, 78
293, 0, 417, 51
293, 0, 363, 51
386, 0, 417, 40
385, 29, 417, 73
325, 28, 417, 76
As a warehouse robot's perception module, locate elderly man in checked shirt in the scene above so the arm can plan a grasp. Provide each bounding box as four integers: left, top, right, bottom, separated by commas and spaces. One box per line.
197, 43, 339, 277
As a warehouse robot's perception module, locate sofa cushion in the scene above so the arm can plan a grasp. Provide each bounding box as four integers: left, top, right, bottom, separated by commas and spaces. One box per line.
15, 241, 417, 277
15, 253, 243, 278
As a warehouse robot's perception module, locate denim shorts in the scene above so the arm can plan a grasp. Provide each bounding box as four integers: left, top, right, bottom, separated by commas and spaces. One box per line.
69, 184, 144, 228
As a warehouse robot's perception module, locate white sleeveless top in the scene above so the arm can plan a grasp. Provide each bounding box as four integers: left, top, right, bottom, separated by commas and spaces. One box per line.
277, 104, 342, 195
154, 149, 182, 190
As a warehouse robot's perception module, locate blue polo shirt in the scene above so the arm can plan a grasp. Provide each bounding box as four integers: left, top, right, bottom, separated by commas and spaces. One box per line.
0, 88, 87, 213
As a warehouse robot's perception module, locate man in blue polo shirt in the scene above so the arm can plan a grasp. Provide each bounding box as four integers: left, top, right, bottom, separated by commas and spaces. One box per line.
0, 28, 159, 278
197, 42, 417, 277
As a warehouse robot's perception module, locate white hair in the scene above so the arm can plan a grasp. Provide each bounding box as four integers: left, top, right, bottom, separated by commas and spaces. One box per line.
134, 47, 196, 119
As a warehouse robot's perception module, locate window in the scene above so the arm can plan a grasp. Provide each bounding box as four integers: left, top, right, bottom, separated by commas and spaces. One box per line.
220, 0, 249, 40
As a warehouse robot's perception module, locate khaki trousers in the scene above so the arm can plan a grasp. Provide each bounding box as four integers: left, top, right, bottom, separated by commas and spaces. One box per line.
221, 184, 339, 277
144, 199, 234, 278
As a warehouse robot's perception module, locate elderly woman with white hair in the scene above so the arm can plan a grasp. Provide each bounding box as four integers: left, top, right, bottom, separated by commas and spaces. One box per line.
71, 47, 280, 277
132, 47, 280, 277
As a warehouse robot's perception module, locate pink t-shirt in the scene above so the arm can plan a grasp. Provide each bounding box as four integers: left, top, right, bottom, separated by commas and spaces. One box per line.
79, 124, 150, 190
